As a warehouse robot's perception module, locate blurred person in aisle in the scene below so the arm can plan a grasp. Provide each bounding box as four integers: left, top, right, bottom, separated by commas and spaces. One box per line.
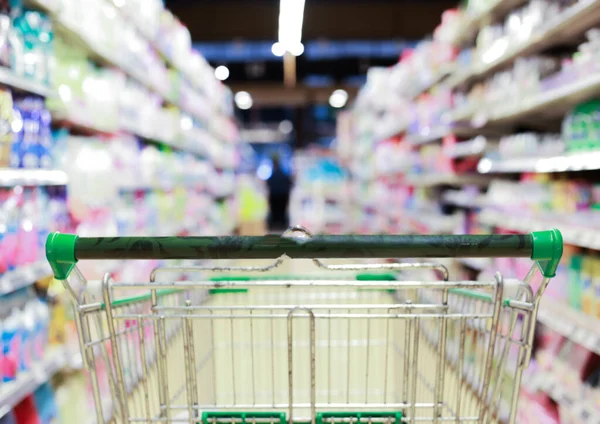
267, 153, 292, 231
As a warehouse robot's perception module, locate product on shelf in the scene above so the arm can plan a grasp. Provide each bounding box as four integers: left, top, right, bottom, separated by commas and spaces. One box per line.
1, 287, 51, 382
290, 151, 349, 234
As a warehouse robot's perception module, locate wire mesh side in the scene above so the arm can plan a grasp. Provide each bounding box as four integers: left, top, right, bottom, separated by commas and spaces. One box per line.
72, 276, 537, 424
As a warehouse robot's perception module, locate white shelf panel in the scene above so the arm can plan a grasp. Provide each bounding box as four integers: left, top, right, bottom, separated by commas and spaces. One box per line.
406, 173, 492, 187
0, 169, 68, 187
477, 151, 600, 174
539, 298, 600, 356
0, 261, 52, 295
0, 67, 54, 97
451, 70, 600, 128
407, 127, 451, 146
445, 136, 488, 159
479, 209, 600, 250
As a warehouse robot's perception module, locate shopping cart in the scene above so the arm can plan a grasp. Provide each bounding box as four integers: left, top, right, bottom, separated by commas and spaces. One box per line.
45, 227, 563, 424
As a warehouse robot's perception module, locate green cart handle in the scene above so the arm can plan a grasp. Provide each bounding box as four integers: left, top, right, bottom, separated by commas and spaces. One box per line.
45, 230, 562, 280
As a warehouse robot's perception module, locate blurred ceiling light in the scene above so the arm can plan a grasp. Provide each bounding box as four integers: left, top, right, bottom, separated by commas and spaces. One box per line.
288, 43, 304, 57
278, 120, 293, 134
234, 91, 253, 110
271, 42, 286, 57
329, 89, 348, 108
278, 0, 306, 55
214, 65, 230, 81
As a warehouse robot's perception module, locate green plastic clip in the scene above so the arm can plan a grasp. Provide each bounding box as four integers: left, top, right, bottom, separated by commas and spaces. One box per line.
316, 412, 403, 424
201, 412, 286, 424
45, 232, 79, 280
530, 229, 563, 278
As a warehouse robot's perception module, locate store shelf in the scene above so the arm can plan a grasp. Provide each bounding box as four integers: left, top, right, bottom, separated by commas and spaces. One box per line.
0, 67, 54, 97
448, 0, 528, 48
0, 347, 68, 418
409, 65, 456, 99
448, 0, 600, 88
456, 70, 600, 128
479, 209, 600, 250
0, 169, 68, 187
525, 370, 600, 421
477, 150, 600, 173
539, 298, 600, 356
406, 173, 492, 187
444, 136, 489, 159
0, 261, 52, 295
407, 127, 451, 146
30, 0, 211, 124
442, 190, 484, 208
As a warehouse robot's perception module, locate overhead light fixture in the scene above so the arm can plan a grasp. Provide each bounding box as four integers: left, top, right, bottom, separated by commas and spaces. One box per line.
234, 91, 253, 110
278, 120, 293, 134
277, 0, 306, 56
288, 43, 304, 57
214, 65, 230, 81
329, 89, 348, 108
271, 42, 285, 57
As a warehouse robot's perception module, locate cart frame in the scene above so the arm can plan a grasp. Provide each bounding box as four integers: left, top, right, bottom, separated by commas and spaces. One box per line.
46, 228, 563, 424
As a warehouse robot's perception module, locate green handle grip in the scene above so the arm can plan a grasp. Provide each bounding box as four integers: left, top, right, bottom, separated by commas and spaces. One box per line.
45, 230, 562, 280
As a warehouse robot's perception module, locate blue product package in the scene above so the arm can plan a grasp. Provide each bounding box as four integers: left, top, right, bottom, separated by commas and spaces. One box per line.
9, 107, 22, 168
0, 410, 16, 424
38, 106, 52, 168
20, 98, 41, 169
34, 382, 58, 424
1, 308, 21, 382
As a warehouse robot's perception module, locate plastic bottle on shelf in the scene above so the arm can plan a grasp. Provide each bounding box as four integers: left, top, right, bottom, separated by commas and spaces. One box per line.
19, 298, 35, 372
1, 305, 22, 382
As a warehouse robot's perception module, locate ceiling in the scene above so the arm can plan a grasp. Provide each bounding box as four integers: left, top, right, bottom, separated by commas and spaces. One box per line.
163, 0, 457, 146
164, 0, 456, 41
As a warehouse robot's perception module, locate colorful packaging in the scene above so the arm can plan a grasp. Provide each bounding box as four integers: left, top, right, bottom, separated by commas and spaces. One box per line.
581, 255, 594, 316
568, 253, 583, 310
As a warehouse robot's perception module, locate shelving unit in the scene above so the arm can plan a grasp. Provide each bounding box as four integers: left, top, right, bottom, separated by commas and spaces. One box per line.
477, 151, 600, 173
0, 261, 52, 296
538, 298, 600, 356
0, 169, 68, 187
406, 127, 451, 146
406, 173, 491, 187
479, 209, 600, 250
0, 347, 73, 418
448, 0, 600, 89
525, 370, 600, 422
346, 0, 600, 421
448, 0, 529, 48
0, 67, 54, 97
0, 0, 238, 420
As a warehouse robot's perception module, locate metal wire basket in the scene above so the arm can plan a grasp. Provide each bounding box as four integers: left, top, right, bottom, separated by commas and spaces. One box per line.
45, 227, 563, 424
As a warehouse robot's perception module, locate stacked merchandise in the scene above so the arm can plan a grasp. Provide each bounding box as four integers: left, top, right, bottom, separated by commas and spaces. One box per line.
289, 149, 350, 234
345, 0, 600, 421
0, 0, 239, 422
